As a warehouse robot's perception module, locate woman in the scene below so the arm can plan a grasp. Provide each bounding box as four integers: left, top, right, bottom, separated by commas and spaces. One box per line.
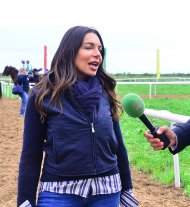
17, 26, 139, 207
17, 67, 29, 116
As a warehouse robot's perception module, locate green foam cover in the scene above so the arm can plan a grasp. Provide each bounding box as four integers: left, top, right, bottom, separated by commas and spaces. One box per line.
121, 93, 145, 117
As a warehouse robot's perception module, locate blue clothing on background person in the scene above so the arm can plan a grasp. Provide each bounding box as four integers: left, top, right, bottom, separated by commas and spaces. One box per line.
17, 74, 30, 93
28, 74, 36, 83
32, 73, 40, 83
18, 91, 28, 116
17, 69, 30, 116
28, 69, 42, 84
28, 73, 40, 84
25, 60, 33, 73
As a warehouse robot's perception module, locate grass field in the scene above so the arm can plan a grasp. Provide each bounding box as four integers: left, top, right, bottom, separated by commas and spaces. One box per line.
118, 83, 190, 196
117, 84, 190, 96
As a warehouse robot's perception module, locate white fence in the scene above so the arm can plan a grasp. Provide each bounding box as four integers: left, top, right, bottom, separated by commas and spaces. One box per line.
0, 81, 35, 98
116, 77, 190, 82
1, 81, 16, 98
116, 81, 190, 99
0, 78, 12, 83
144, 108, 190, 188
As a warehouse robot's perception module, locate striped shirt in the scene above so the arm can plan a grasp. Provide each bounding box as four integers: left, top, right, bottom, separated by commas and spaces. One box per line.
39, 173, 121, 197
20, 173, 139, 207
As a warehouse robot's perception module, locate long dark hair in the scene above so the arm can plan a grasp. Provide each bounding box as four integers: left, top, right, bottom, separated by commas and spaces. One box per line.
34, 26, 122, 121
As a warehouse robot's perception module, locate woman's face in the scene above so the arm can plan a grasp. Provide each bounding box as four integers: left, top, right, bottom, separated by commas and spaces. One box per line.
75, 32, 103, 80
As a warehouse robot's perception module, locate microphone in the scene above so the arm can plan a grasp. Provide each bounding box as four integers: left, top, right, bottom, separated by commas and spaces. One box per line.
121, 93, 170, 149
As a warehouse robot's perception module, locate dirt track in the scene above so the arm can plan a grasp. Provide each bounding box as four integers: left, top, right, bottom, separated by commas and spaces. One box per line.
1, 98, 190, 207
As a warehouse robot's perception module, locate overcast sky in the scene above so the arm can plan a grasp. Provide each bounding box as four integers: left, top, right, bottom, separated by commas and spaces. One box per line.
0, 0, 190, 74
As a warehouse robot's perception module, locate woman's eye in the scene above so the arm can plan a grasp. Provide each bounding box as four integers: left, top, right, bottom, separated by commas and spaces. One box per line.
85, 47, 92, 50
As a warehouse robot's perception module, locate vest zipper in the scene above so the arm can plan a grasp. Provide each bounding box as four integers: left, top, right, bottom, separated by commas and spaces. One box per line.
91, 123, 95, 133
91, 121, 96, 173
69, 90, 96, 171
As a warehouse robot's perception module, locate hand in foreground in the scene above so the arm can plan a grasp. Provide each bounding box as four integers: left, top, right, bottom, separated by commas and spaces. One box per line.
144, 126, 177, 151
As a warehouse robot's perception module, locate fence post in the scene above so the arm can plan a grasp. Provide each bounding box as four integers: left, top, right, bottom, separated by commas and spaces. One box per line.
173, 154, 180, 187
149, 83, 152, 99
171, 121, 180, 187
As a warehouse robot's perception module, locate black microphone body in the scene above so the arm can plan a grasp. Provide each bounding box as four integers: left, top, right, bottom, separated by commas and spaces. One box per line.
139, 114, 170, 150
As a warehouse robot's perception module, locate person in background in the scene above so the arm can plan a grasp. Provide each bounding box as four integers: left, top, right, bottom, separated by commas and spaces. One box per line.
32, 68, 42, 83
28, 69, 41, 84
17, 67, 30, 117
144, 122, 190, 154
25, 60, 33, 73
43, 68, 49, 76
21, 60, 26, 68
28, 71, 35, 83
17, 26, 139, 207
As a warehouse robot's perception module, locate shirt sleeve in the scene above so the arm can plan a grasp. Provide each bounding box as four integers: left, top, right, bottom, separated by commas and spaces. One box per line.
17, 91, 46, 207
169, 135, 178, 151
120, 190, 140, 207
113, 119, 133, 191
19, 200, 32, 207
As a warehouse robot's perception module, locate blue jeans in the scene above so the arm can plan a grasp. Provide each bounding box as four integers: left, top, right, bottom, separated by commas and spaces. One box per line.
37, 191, 121, 207
18, 91, 28, 116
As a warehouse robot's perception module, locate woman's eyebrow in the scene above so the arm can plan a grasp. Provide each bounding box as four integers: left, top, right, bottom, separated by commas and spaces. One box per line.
83, 42, 94, 45
83, 42, 102, 47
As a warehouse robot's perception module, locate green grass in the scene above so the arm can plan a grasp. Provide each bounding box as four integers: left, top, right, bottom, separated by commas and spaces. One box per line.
144, 98, 190, 115
116, 84, 190, 97
1, 83, 18, 99
0, 76, 18, 98
118, 85, 190, 197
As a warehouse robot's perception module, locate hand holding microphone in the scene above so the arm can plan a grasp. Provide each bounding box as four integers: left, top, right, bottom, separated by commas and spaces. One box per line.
121, 93, 170, 150
144, 126, 177, 150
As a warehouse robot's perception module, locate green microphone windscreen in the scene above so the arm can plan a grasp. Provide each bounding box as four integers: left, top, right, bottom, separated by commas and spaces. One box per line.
121, 93, 145, 118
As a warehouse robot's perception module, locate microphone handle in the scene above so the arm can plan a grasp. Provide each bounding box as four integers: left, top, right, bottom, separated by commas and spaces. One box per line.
151, 126, 171, 150
139, 114, 170, 150
139, 114, 155, 133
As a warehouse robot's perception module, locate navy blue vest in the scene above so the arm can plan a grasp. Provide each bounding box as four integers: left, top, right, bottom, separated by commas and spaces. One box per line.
42, 92, 118, 176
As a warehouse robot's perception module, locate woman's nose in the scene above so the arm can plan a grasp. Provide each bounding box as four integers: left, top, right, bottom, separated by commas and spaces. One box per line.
93, 48, 102, 57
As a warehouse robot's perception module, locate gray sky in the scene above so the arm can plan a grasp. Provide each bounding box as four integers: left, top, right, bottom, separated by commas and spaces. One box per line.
1, 0, 190, 74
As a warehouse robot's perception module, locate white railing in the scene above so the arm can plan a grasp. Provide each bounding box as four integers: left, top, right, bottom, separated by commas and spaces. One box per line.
144, 108, 190, 188
116, 81, 190, 99
116, 77, 190, 82
0, 81, 35, 98
1, 81, 15, 98
0, 78, 12, 83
